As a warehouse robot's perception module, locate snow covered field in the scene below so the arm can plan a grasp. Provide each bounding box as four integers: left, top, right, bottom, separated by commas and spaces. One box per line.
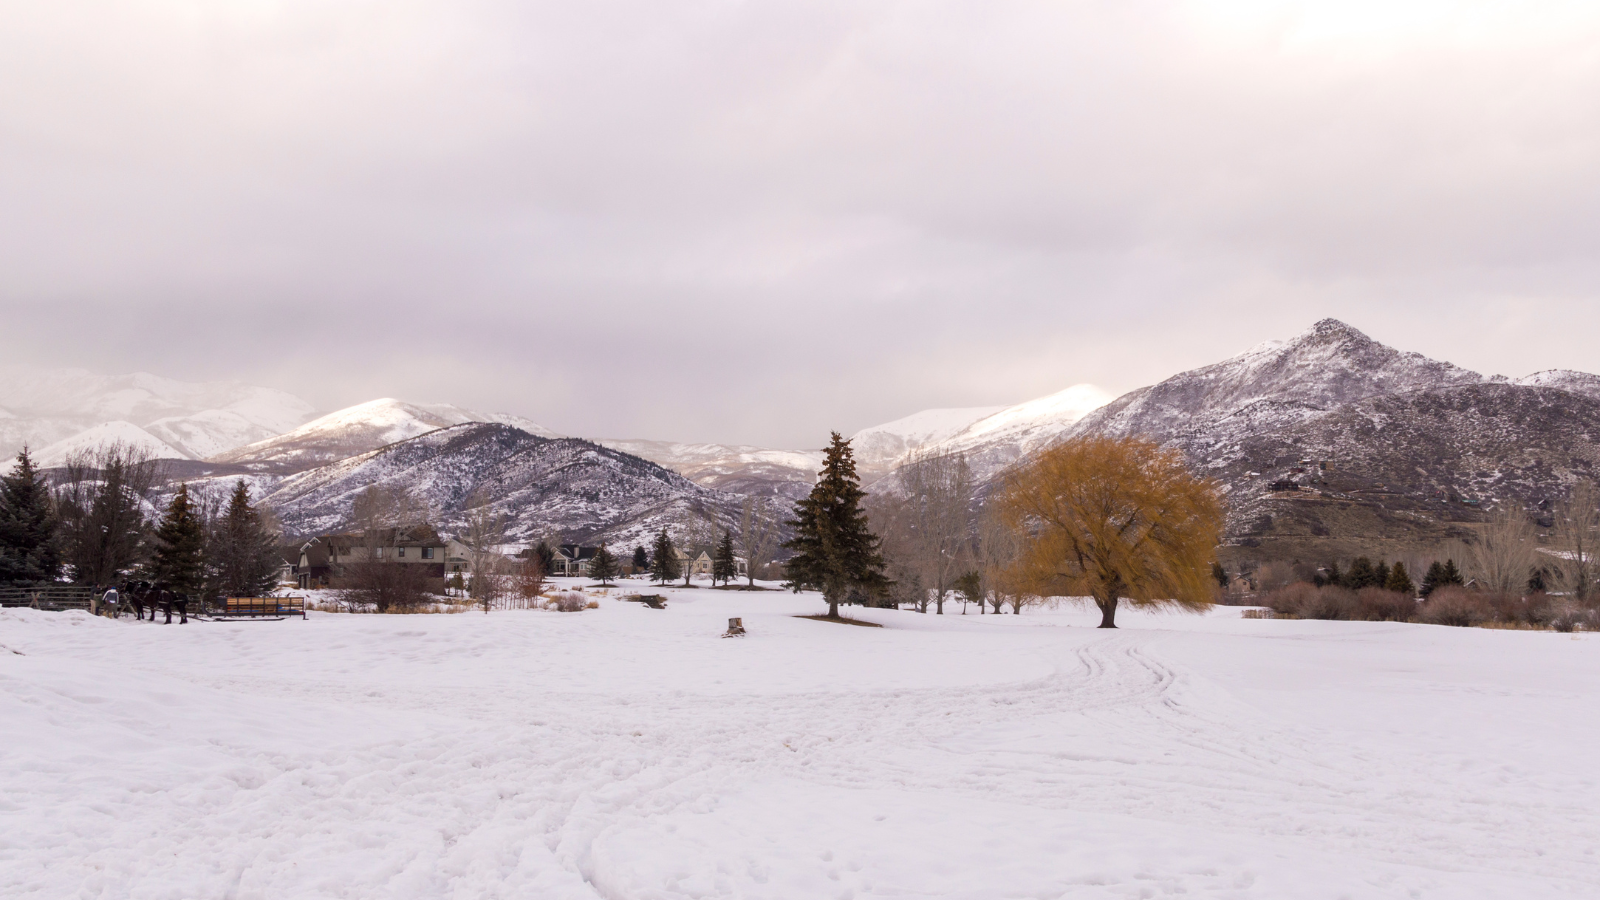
3, 582, 1597, 899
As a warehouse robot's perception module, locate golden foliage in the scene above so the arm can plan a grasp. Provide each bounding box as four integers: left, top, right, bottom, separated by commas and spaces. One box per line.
995, 435, 1224, 627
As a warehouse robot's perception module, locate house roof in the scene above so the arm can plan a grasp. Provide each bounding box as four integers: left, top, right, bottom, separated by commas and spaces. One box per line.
325, 524, 443, 551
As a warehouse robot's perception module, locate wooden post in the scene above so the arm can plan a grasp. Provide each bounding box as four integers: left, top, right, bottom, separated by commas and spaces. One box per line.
723, 617, 745, 637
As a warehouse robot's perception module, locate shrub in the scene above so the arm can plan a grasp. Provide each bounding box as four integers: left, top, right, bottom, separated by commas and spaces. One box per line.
548, 591, 587, 612
1302, 585, 1357, 620
1354, 587, 1416, 622
1418, 586, 1489, 627
1262, 581, 1317, 617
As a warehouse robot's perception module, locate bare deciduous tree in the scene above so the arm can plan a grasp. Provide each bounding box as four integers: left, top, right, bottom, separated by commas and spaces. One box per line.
1466, 503, 1540, 597
335, 485, 432, 613
54, 442, 163, 585
882, 449, 974, 614
1550, 479, 1600, 603
462, 491, 508, 612
738, 496, 781, 587
976, 501, 1030, 614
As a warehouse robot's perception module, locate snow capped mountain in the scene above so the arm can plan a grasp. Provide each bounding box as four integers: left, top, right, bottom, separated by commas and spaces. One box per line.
1513, 369, 1600, 401
1068, 319, 1484, 448
32, 421, 189, 468
595, 406, 1003, 500
210, 398, 560, 473
268, 423, 740, 547
848, 406, 1007, 473
0, 366, 317, 462
599, 439, 824, 500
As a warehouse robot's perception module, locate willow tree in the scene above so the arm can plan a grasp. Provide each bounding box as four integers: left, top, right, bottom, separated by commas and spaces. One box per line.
996, 436, 1223, 628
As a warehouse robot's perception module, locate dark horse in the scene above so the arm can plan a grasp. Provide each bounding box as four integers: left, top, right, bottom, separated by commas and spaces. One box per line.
121, 581, 189, 624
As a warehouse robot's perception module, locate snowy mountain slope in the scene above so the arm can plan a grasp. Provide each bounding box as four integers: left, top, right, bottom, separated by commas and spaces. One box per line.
267, 423, 743, 547
1067, 319, 1484, 449
595, 406, 1000, 501
0, 366, 318, 462
210, 398, 560, 474
1211, 382, 1600, 560
848, 406, 1006, 473
32, 421, 189, 468
599, 439, 824, 501
906, 385, 1115, 482
1513, 369, 1600, 401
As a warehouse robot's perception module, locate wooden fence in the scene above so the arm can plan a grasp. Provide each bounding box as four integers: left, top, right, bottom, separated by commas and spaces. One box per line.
0, 586, 97, 611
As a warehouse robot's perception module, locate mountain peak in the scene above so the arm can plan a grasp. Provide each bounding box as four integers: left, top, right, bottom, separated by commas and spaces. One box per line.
1068, 320, 1482, 445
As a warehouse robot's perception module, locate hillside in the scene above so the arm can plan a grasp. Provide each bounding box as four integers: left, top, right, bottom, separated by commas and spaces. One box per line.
1053, 320, 1600, 562
0, 366, 316, 462
211, 399, 560, 474
266, 423, 743, 549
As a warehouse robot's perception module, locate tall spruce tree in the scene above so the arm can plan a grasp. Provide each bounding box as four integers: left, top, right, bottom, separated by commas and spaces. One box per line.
1346, 557, 1377, 590
534, 541, 556, 577
0, 448, 60, 585
1440, 559, 1464, 587
589, 543, 618, 585
1385, 561, 1415, 596
1420, 560, 1446, 597
782, 432, 889, 617
150, 483, 207, 596
211, 480, 280, 598
712, 530, 737, 586
1210, 561, 1228, 591
1375, 560, 1392, 590
650, 528, 680, 584
632, 545, 648, 571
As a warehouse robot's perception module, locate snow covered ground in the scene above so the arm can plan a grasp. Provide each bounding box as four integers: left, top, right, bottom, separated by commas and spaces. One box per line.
3, 583, 1597, 899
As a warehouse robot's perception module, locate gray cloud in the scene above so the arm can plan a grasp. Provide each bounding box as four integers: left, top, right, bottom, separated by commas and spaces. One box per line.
4, 1, 1600, 448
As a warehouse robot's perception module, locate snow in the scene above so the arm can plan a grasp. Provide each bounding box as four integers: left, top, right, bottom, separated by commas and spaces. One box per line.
31, 420, 189, 466
935, 383, 1113, 452
4, 587, 1597, 898
848, 406, 1006, 471
0, 366, 318, 463
214, 399, 561, 470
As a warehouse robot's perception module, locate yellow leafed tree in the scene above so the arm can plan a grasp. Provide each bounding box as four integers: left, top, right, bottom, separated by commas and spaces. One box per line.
995, 436, 1224, 628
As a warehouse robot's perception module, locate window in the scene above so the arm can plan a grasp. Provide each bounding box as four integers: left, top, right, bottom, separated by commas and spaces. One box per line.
375, 547, 383, 559
422, 547, 434, 559
398, 546, 406, 558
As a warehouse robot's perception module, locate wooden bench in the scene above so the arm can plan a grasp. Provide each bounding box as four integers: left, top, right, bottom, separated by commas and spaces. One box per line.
216, 596, 307, 619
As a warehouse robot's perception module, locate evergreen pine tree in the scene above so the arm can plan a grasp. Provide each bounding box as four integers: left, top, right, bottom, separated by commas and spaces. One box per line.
1420, 560, 1446, 597
151, 484, 207, 596
650, 528, 680, 584
534, 541, 556, 577
1375, 560, 1392, 590
632, 545, 648, 572
1210, 561, 1228, 590
712, 530, 737, 586
1346, 557, 1377, 589
211, 480, 280, 598
1385, 561, 1415, 596
0, 447, 60, 585
588, 543, 618, 585
782, 432, 889, 617
1324, 561, 1344, 588
1441, 559, 1464, 587
954, 570, 983, 613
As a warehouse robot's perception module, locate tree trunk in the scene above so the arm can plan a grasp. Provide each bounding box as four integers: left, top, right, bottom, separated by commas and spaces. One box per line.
828, 597, 839, 618
1096, 596, 1118, 628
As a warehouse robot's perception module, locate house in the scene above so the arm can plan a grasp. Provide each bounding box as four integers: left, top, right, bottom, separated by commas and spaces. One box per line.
549, 545, 601, 577
297, 524, 449, 589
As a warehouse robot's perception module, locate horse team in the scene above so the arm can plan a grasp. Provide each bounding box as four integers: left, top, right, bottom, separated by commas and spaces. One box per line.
102, 581, 190, 624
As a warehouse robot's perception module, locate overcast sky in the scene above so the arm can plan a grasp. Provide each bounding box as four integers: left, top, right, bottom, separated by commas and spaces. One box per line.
4, 1, 1600, 448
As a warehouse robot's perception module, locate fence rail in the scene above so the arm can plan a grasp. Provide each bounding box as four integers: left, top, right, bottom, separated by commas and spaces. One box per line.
0, 587, 96, 611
